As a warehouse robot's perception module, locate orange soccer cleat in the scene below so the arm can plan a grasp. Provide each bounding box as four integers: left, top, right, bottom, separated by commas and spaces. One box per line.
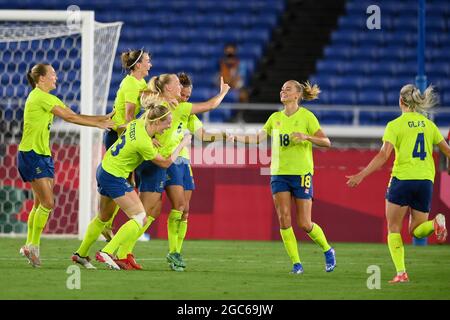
127, 254, 143, 270
389, 272, 409, 284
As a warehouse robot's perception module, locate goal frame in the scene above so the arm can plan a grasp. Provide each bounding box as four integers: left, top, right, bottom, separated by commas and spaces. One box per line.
0, 10, 96, 239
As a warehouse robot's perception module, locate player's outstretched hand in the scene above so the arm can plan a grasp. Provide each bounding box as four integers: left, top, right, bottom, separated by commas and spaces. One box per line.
104, 109, 115, 120
97, 118, 115, 130
346, 174, 363, 188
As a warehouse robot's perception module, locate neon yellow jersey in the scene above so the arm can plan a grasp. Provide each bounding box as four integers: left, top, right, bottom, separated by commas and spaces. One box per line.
101, 118, 157, 178
263, 107, 321, 175
156, 102, 193, 158
383, 112, 444, 182
111, 75, 147, 130
18, 87, 66, 156
180, 114, 203, 160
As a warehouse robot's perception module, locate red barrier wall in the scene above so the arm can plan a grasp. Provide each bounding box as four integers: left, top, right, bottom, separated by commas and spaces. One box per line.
2, 145, 448, 243
114, 149, 449, 244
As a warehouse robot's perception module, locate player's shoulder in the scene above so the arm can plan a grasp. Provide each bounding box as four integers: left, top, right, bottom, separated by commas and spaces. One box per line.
267, 110, 282, 121
298, 106, 317, 118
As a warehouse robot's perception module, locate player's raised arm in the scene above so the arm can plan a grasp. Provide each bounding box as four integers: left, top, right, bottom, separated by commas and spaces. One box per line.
190, 77, 230, 114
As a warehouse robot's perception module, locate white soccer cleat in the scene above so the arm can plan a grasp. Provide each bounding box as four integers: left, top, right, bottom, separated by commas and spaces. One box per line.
72, 253, 96, 269
22, 245, 41, 268
434, 213, 447, 244
95, 251, 120, 270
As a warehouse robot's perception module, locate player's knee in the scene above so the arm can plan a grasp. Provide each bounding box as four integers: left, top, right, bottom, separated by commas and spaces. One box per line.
40, 197, 54, 210
298, 221, 312, 232
181, 212, 189, 221
278, 214, 291, 228
174, 203, 186, 213
133, 212, 146, 227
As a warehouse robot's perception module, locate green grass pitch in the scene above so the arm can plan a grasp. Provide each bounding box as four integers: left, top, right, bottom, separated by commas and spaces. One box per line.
1, 238, 449, 300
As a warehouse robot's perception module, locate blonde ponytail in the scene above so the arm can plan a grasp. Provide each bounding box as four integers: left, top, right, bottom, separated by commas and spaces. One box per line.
301, 81, 321, 101
400, 84, 438, 114
289, 80, 320, 102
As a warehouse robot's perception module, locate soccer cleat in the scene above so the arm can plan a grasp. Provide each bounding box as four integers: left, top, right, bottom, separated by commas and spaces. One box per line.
389, 272, 409, 283
101, 227, 114, 242
174, 253, 186, 268
434, 213, 447, 244
166, 252, 182, 267
324, 247, 336, 272
290, 263, 304, 274
19, 245, 29, 258
127, 254, 143, 270
22, 245, 41, 268
114, 258, 134, 270
72, 253, 96, 269
95, 251, 120, 270
169, 262, 184, 272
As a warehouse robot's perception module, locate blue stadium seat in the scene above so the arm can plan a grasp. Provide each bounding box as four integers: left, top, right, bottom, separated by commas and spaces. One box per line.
330, 90, 357, 105
434, 113, 450, 126
358, 90, 385, 106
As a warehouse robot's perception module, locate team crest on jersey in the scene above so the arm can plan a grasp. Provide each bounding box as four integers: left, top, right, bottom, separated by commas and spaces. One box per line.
275, 121, 281, 127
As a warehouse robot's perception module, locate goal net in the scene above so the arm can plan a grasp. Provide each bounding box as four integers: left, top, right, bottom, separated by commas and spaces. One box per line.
0, 10, 122, 238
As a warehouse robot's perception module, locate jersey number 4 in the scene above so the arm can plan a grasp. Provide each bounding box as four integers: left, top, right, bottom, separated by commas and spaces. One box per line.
412, 133, 426, 160
111, 135, 126, 156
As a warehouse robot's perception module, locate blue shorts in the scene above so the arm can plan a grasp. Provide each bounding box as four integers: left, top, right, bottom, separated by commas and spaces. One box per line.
103, 129, 119, 150
135, 161, 166, 193
270, 174, 314, 199
386, 177, 433, 213
165, 161, 195, 191
17, 150, 54, 182
96, 165, 134, 199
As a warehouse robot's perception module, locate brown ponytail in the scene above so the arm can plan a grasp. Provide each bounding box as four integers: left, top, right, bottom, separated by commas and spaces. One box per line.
178, 72, 192, 88
27, 63, 50, 89
121, 49, 149, 71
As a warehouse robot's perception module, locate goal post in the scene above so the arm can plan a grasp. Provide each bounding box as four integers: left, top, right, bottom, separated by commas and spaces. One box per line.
0, 10, 122, 239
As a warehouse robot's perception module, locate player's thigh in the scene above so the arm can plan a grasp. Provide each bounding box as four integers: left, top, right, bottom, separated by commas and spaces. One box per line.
114, 191, 145, 217
409, 209, 430, 234
385, 200, 409, 233
139, 191, 162, 218
183, 190, 193, 218
294, 198, 313, 231
166, 185, 186, 210
98, 195, 117, 222
273, 192, 292, 227
30, 177, 54, 209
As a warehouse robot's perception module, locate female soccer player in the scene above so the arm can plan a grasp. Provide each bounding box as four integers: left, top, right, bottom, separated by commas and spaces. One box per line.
102, 49, 152, 241
229, 80, 336, 274
18, 63, 115, 267
108, 73, 230, 271
73, 103, 191, 270
346, 84, 450, 283
154, 72, 227, 270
